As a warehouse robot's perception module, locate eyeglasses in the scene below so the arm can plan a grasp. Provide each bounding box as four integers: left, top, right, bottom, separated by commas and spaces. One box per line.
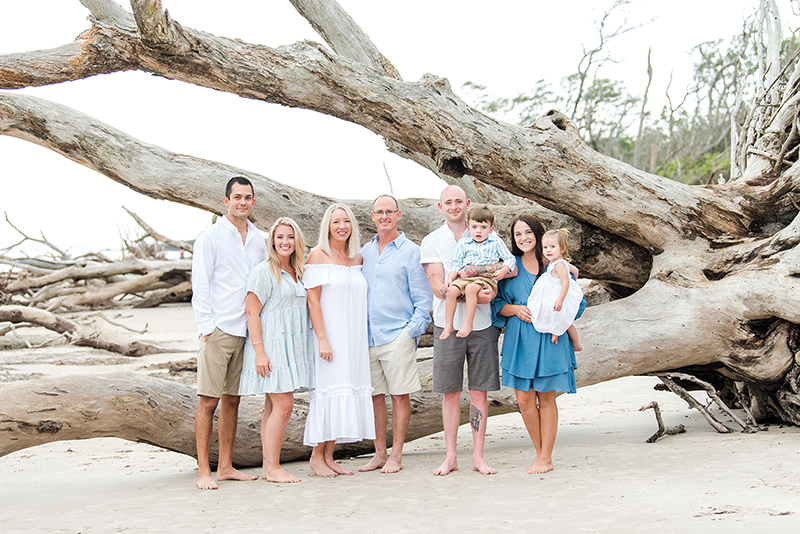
373, 210, 398, 217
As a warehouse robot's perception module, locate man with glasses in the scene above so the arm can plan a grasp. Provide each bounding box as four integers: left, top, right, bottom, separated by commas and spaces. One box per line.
358, 194, 432, 473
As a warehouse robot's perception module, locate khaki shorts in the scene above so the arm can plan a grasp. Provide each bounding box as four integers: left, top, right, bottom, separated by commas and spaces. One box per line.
451, 276, 498, 299
196, 327, 245, 398
369, 328, 421, 396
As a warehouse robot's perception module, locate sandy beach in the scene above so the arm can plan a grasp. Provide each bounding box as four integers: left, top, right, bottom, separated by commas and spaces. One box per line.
1, 303, 798, 533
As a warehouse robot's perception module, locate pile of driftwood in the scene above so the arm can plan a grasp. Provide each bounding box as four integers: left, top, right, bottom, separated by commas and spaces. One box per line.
0, 211, 194, 356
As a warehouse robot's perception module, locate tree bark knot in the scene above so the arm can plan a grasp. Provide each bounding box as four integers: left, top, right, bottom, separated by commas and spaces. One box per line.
36, 420, 63, 434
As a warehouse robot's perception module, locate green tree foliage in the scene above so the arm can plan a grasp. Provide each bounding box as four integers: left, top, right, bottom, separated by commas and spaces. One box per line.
463, 3, 797, 186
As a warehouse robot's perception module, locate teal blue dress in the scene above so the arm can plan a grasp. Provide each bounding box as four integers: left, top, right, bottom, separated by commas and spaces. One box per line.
492, 256, 586, 393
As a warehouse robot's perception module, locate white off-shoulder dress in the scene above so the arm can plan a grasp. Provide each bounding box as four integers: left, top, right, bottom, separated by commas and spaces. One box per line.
527, 259, 583, 337
302, 264, 375, 447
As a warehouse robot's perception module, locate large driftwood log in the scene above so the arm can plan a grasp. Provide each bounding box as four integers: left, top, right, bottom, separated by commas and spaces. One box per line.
0, 368, 518, 465
0, 306, 169, 356
0, 1, 799, 426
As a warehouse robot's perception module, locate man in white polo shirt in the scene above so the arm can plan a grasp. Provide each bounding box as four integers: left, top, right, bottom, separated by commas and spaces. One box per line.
421, 185, 510, 476
191, 176, 267, 490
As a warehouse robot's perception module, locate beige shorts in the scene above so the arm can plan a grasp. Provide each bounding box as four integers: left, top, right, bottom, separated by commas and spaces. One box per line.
196, 327, 245, 398
369, 327, 421, 396
451, 276, 498, 299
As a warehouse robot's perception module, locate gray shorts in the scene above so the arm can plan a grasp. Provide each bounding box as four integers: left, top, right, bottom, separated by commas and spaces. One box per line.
432, 325, 500, 394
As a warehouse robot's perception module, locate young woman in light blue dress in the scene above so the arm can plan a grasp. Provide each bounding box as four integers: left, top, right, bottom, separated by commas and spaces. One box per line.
239, 217, 314, 483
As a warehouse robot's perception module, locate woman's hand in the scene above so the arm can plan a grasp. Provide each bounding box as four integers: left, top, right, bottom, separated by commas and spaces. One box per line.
255, 349, 272, 378
318, 339, 333, 362
515, 305, 532, 323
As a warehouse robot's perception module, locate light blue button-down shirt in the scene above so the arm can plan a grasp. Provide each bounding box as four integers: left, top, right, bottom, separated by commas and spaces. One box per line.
361, 232, 433, 347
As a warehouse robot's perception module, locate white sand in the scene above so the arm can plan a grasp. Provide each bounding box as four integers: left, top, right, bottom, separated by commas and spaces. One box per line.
1, 304, 798, 532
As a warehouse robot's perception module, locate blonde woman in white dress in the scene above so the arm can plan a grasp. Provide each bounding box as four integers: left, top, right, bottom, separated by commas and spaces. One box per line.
303, 203, 375, 477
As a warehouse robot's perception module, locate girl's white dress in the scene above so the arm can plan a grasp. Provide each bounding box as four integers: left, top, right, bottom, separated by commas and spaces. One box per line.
527, 259, 583, 336
302, 264, 375, 447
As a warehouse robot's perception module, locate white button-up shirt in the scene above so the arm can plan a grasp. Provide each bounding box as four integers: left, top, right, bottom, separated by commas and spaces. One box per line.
191, 216, 267, 337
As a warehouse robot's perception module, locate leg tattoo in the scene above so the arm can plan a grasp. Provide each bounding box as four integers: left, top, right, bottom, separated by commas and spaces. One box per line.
470, 404, 483, 433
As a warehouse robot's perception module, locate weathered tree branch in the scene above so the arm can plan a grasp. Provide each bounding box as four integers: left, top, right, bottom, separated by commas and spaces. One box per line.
0, 370, 519, 464
0, 305, 169, 356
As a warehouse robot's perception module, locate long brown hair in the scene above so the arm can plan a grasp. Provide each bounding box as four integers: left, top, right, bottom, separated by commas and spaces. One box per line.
509, 214, 545, 275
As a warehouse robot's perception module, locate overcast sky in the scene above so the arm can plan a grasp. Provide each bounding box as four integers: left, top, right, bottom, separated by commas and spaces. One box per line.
1, 0, 796, 256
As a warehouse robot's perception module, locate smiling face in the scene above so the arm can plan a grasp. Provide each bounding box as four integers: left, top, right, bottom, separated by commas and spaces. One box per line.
541, 234, 563, 262
438, 186, 469, 224
513, 220, 536, 254
329, 208, 352, 244
272, 224, 295, 260
223, 182, 255, 222
371, 195, 400, 233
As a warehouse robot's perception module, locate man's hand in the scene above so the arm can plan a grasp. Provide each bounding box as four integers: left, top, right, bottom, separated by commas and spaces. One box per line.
476, 287, 494, 304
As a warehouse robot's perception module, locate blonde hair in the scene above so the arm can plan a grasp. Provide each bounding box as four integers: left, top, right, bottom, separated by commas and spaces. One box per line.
267, 217, 306, 283
315, 203, 361, 259
543, 228, 571, 262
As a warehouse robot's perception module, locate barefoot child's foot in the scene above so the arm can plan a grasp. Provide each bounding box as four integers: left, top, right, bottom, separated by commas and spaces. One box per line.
551, 334, 558, 345
456, 323, 473, 338
439, 325, 455, 340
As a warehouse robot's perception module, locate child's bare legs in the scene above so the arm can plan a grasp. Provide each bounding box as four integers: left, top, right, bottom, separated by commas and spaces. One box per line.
261, 392, 300, 483
457, 282, 482, 338
439, 285, 462, 340
566, 325, 582, 351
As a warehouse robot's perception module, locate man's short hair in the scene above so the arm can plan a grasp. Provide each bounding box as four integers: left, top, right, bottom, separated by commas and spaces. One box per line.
467, 205, 494, 226
225, 176, 254, 198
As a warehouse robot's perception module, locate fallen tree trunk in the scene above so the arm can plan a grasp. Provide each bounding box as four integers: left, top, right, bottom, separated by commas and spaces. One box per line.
0, 306, 170, 356
0, 369, 518, 465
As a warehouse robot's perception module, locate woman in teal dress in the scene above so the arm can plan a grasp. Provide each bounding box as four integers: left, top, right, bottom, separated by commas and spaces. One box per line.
492, 214, 586, 475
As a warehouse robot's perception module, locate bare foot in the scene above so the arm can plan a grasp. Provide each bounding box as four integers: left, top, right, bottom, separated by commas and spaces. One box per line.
456, 323, 473, 338
528, 458, 554, 474
573, 342, 583, 351
380, 456, 403, 474
310, 457, 338, 478
326, 458, 354, 475
472, 456, 497, 475
263, 467, 301, 483
439, 326, 454, 340
197, 473, 218, 490
433, 456, 458, 476
358, 453, 388, 472
216, 467, 258, 482
551, 334, 559, 345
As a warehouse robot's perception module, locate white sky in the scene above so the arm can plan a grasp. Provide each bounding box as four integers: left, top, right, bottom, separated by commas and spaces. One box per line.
1, 0, 797, 256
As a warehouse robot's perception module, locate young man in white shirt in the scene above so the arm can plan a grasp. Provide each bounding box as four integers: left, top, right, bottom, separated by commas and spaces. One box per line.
420, 185, 509, 476
192, 177, 267, 490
